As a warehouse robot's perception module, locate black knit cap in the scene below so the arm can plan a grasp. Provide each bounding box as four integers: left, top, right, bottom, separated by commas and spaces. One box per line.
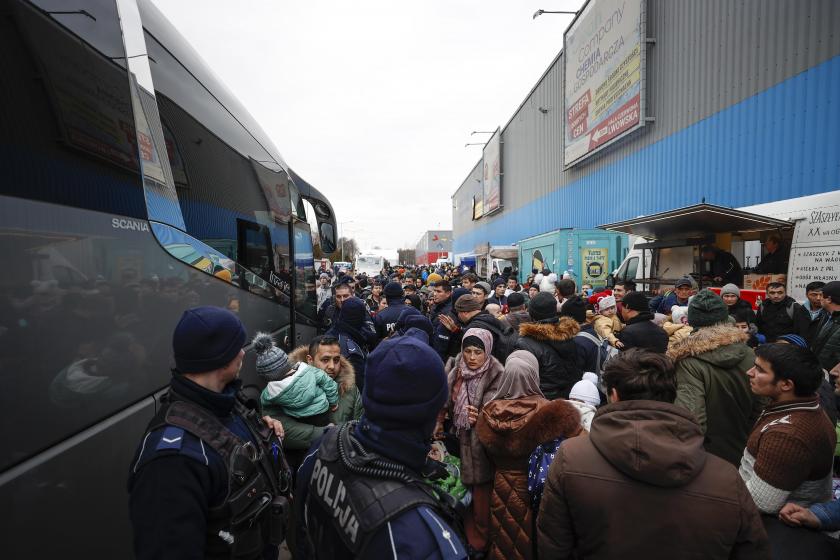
622, 291, 649, 313
507, 292, 525, 308
560, 296, 586, 323
173, 306, 246, 373
383, 281, 404, 299
529, 292, 557, 321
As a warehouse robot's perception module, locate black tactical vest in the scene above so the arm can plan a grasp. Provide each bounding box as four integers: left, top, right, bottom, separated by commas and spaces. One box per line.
304, 422, 458, 558
148, 389, 291, 560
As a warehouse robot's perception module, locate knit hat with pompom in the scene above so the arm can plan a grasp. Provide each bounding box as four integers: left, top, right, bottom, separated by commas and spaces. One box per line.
253, 332, 292, 381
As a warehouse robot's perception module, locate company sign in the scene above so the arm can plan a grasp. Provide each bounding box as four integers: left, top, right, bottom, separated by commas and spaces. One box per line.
564, 0, 646, 167
582, 247, 609, 286
482, 129, 502, 215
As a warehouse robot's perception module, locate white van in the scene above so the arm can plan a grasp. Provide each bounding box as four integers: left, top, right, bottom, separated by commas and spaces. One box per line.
354, 254, 384, 277
603, 190, 840, 302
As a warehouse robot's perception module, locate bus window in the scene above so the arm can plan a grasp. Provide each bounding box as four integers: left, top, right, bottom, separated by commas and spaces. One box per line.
294, 223, 317, 319
0, 0, 145, 217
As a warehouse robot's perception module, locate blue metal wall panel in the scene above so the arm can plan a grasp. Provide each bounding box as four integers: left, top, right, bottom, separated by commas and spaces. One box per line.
454, 53, 840, 253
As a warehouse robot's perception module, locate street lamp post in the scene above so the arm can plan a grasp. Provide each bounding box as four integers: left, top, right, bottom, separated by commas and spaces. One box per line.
532, 9, 578, 19
339, 220, 354, 263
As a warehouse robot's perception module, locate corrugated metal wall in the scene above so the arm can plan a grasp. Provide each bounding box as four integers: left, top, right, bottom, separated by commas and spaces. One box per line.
453, 0, 840, 253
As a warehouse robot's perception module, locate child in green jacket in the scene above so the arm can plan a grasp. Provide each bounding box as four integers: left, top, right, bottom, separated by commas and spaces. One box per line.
255, 332, 339, 426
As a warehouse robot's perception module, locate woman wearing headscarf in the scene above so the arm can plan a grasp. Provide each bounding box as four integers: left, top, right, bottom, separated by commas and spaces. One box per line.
476, 351, 582, 560
439, 327, 505, 556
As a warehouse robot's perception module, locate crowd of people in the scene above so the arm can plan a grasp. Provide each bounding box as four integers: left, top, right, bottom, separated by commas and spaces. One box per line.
128, 261, 840, 559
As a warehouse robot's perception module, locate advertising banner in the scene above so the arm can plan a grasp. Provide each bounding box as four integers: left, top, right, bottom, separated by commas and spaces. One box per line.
582, 247, 610, 285
482, 129, 502, 214
472, 191, 484, 220
564, 0, 646, 167
787, 208, 840, 301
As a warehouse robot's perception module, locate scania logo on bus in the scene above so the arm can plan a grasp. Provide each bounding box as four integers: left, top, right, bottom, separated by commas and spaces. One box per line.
112, 218, 150, 232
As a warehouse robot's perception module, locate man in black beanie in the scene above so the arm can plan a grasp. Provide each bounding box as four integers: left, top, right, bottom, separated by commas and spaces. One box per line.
296, 330, 467, 559
616, 291, 668, 353
668, 289, 760, 466
374, 281, 410, 339
516, 292, 583, 399
501, 292, 531, 331
129, 306, 290, 560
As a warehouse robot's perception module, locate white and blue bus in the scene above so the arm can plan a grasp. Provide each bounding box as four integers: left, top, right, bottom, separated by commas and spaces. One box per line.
0, 0, 337, 555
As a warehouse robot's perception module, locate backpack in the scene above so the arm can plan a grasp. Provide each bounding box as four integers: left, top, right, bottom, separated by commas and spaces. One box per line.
527, 437, 565, 512
575, 330, 618, 380
757, 299, 796, 321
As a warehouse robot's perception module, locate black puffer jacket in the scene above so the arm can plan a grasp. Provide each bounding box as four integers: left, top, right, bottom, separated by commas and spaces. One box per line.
617, 311, 669, 353
811, 310, 840, 371
755, 296, 811, 342
465, 311, 518, 363
515, 317, 582, 400
726, 298, 756, 323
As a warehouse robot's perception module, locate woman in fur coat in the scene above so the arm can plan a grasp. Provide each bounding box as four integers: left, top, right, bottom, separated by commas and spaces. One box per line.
476, 350, 582, 560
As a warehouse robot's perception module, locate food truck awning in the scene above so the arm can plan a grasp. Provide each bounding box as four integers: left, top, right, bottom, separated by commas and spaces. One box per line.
598, 204, 792, 240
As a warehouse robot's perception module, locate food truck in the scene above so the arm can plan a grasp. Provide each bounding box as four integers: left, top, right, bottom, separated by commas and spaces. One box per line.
601, 190, 840, 306
517, 229, 629, 289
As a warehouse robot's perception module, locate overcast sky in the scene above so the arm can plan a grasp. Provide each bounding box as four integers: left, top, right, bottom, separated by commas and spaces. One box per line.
151, 0, 584, 252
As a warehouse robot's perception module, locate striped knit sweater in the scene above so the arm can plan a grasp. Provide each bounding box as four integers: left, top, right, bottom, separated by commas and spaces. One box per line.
738, 397, 836, 514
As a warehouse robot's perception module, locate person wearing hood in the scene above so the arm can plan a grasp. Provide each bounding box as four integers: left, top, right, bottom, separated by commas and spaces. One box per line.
439, 328, 505, 556
537, 349, 769, 559
373, 281, 412, 339
295, 330, 467, 559
515, 292, 583, 400
663, 305, 692, 349
476, 351, 582, 560
327, 297, 374, 391
615, 291, 669, 353
669, 290, 762, 466
567, 372, 601, 432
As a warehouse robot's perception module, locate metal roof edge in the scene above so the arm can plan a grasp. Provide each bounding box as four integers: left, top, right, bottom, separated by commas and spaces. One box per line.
451, 48, 566, 199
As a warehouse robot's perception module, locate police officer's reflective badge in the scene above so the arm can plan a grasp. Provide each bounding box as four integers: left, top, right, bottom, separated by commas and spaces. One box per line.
155, 427, 185, 451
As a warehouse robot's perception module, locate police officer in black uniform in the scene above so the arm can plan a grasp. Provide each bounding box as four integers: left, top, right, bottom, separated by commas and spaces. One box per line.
129, 306, 291, 560
296, 328, 467, 559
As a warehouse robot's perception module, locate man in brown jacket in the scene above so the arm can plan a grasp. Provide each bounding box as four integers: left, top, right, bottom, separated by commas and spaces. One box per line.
537, 349, 769, 559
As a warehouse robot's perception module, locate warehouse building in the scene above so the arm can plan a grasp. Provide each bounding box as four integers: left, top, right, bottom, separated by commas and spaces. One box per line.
452, 0, 840, 259
415, 230, 453, 265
